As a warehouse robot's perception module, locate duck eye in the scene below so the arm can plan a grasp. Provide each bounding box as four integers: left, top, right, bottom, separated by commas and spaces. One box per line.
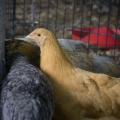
37, 34, 41, 36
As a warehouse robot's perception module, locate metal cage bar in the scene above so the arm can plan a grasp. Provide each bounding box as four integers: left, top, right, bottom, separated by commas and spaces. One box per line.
5, 0, 120, 51
0, 0, 6, 80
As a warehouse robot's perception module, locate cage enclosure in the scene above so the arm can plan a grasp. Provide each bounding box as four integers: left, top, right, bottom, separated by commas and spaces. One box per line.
5, 0, 120, 67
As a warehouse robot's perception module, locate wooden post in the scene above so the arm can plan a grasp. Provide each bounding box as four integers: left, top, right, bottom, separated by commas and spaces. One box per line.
0, 0, 6, 80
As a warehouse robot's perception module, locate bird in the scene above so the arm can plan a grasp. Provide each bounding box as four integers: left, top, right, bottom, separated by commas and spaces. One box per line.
58, 39, 120, 77
57, 39, 93, 71
5, 40, 40, 71
91, 54, 120, 77
1, 53, 54, 120
26, 28, 120, 120
69, 51, 120, 77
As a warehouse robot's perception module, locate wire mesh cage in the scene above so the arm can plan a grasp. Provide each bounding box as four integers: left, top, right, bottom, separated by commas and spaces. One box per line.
0, 0, 5, 80
5, 0, 120, 50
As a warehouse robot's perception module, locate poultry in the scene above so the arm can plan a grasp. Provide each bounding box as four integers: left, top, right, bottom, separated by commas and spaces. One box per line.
8, 39, 119, 77
91, 54, 120, 77
1, 53, 54, 120
5, 40, 40, 71
58, 39, 93, 71
58, 39, 120, 77
0, 40, 40, 98
26, 28, 120, 120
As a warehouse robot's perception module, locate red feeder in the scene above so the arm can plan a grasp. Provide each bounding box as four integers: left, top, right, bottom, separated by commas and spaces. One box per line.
72, 27, 120, 49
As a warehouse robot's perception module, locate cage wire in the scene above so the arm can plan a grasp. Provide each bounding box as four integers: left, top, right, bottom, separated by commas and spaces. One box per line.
5, 0, 120, 57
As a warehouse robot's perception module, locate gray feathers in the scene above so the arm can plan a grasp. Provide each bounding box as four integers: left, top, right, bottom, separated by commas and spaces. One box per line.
1, 55, 54, 120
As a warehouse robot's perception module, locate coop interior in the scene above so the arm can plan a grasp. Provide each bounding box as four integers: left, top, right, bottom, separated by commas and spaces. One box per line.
0, 0, 120, 119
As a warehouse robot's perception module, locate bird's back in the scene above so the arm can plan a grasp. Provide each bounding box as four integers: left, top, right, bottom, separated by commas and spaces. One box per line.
1, 55, 54, 120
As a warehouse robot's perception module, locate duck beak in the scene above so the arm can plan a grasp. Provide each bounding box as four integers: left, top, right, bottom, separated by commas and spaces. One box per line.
25, 35, 33, 41
25, 35, 37, 46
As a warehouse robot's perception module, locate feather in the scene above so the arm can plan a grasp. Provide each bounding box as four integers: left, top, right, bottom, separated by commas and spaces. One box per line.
26, 28, 120, 120
1, 54, 54, 120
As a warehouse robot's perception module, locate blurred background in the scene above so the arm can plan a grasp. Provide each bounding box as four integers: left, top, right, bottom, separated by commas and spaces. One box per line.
5, 0, 120, 38
0, 0, 119, 78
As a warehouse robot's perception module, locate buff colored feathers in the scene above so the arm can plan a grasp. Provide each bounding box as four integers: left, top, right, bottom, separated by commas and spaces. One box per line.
26, 28, 120, 120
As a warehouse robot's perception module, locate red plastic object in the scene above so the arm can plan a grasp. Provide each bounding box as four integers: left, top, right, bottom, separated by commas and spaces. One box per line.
72, 27, 120, 49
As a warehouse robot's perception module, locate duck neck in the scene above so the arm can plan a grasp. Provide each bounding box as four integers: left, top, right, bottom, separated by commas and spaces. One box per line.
40, 39, 74, 81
